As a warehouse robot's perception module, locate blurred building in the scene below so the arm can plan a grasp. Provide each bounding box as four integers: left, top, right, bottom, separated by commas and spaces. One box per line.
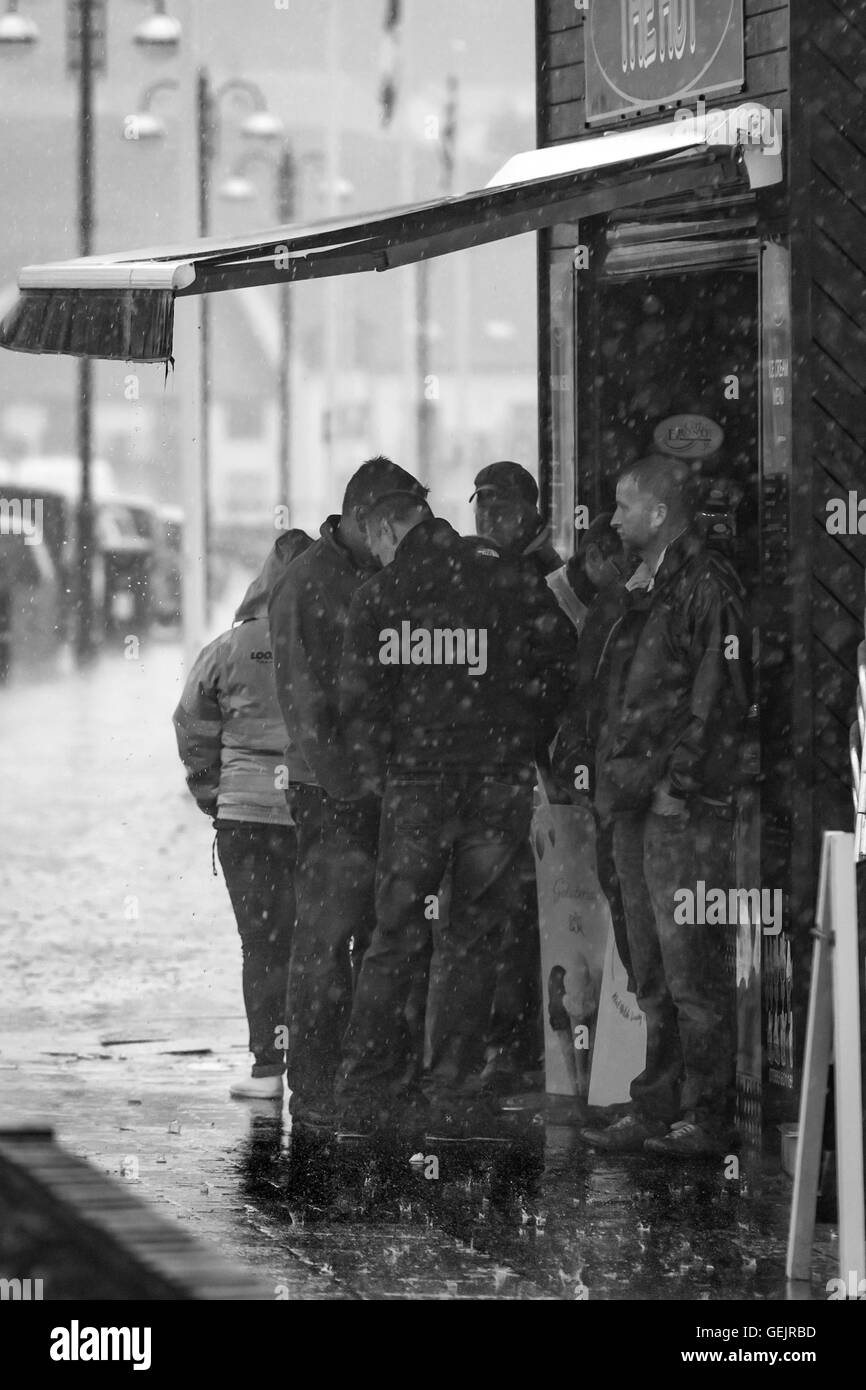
0, 0, 538, 542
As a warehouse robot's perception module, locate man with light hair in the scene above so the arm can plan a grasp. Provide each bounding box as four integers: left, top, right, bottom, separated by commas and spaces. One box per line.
580, 453, 750, 1156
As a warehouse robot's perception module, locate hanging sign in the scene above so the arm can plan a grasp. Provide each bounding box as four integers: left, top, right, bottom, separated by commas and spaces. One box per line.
585, 0, 744, 126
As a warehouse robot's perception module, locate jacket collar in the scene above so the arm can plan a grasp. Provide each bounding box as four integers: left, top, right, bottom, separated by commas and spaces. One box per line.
627, 527, 703, 595
319, 515, 377, 575
394, 515, 457, 561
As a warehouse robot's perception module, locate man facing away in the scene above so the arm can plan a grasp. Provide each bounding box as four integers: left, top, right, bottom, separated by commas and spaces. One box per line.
335, 490, 577, 1137
173, 528, 313, 1100
580, 454, 750, 1156
268, 456, 428, 1127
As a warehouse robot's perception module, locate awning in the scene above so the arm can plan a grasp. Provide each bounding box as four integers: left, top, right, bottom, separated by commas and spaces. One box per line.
0, 104, 781, 365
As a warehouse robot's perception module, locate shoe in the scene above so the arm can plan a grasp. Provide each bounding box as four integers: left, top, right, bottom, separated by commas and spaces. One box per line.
290, 1099, 338, 1131
479, 1048, 523, 1096
229, 1074, 283, 1100
392, 1094, 429, 1136
643, 1119, 731, 1156
334, 1098, 393, 1138
580, 1112, 667, 1152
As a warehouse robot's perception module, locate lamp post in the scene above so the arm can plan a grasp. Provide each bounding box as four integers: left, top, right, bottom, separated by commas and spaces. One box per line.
275, 147, 295, 514
1, 0, 181, 663
220, 150, 350, 519
76, 0, 96, 662
124, 72, 283, 627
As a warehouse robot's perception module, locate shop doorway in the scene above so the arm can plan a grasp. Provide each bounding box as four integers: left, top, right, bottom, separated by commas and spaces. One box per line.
577, 251, 761, 591
570, 234, 789, 1145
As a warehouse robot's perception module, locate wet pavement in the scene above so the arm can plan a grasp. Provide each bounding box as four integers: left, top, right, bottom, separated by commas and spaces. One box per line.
0, 637, 839, 1301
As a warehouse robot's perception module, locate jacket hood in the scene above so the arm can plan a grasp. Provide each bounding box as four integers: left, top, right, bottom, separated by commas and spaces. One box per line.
319, 514, 380, 575
234, 528, 314, 622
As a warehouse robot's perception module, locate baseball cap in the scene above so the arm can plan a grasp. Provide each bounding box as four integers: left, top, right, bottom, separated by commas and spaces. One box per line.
470, 461, 539, 507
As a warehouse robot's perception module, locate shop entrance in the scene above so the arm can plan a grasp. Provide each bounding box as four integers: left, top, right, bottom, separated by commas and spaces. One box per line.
577, 246, 760, 590
565, 229, 795, 1144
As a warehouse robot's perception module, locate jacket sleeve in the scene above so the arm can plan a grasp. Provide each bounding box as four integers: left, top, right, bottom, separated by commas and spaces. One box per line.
172, 638, 223, 815
524, 575, 581, 752
665, 569, 750, 800
269, 568, 357, 800
338, 584, 393, 798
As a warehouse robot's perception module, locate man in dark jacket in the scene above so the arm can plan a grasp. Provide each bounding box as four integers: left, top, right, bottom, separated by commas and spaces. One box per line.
268, 456, 428, 1126
580, 455, 749, 1156
472, 460, 584, 629
554, 513, 635, 991
335, 493, 577, 1135
470, 460, 580, 1092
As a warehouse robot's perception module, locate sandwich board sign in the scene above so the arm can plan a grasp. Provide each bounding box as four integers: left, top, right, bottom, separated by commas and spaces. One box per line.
786, 832, 865, 1296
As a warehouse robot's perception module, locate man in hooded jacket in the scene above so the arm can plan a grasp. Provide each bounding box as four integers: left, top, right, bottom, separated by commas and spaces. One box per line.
173, 528, 313, 1099
579, 455, 750, 1157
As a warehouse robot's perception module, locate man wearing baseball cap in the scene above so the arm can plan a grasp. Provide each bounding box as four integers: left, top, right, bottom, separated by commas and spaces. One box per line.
472, 461, 584, 630
268, 455, 428, 1128
470, 461, 584, 1094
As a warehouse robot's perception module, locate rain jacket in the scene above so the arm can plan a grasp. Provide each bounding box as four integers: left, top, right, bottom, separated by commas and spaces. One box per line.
339, 516, 578, 794
268, 516, 379, 801
506, 524, 586, 632
552, 580, 629, 795
591, 528, 750, 819
173, 530, 313, 823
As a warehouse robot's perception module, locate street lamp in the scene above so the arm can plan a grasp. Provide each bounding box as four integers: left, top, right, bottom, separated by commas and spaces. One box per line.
217, 150, 351, 517
0, 1, 38, 44
123, 74, 284, 602
123, 78, 178, 141
133, 0, 181, 49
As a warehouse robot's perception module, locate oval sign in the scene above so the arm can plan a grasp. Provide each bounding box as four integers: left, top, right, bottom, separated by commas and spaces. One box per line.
588, 0, 740, 111
653, 414, 724, 459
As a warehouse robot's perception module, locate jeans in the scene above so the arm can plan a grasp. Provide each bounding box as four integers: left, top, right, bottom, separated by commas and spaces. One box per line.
338, 772, 533, 1106
595, 811, 635, 993
216, 822, 297, 1077
612, 804, 736, 1128
485, 839, 542, 1068
287, 785, 379, 1109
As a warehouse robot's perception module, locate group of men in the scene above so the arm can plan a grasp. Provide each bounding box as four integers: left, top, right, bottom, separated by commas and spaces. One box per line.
178, 447, 750, 1154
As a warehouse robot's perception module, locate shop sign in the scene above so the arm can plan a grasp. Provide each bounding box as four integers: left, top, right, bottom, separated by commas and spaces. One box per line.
585, 1, 744, 125
653, 414, 724, 459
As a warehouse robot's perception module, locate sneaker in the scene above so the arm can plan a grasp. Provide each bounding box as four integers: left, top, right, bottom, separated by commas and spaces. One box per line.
643, 1119, 731, 1156
229, 1074, 284, 1101
580, 1112, 667, 1152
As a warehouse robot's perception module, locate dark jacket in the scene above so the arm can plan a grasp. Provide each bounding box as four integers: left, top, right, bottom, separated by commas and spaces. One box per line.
268, 516, 379, 801
552, 580, 627, 794
173, 529, 313, 823
592, 529, 750, 819
339, 516, 578, 793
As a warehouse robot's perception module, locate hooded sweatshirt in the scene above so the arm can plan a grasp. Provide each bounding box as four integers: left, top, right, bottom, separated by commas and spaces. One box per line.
173, 529, 314, 824
268, 515, 379, 801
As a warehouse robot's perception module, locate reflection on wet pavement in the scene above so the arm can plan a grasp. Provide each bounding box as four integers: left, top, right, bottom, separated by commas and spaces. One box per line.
0, 645, 840, 1301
